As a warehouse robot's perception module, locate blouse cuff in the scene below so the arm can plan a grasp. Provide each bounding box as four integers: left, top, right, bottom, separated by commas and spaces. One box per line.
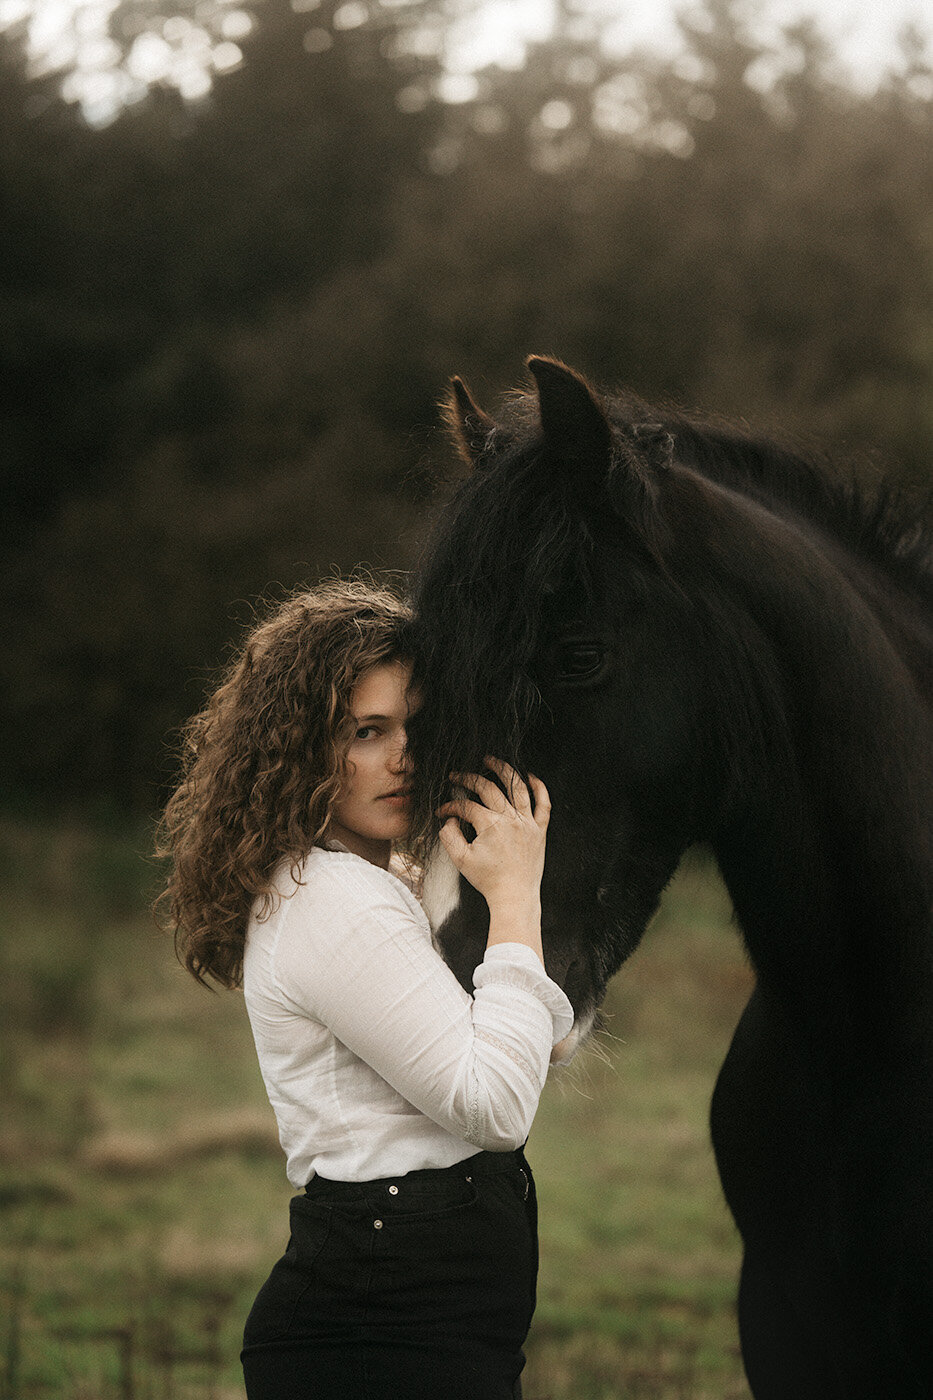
473, 943, 575, 1043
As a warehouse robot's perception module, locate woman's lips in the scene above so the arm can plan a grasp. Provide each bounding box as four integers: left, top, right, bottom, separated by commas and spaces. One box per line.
379, 790, 412, 805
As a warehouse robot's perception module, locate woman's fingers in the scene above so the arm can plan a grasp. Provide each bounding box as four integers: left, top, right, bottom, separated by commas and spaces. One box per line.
443, 759, 544, 830
449, 771, 509, 814
439, 760, 549, 907
481, 756, 533, 814
436, 797, 496, 831
528, 774, 551, 829
438, 816, 470, 866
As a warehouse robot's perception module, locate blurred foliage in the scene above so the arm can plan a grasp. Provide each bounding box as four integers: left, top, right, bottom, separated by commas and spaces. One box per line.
0, 0, 931, 812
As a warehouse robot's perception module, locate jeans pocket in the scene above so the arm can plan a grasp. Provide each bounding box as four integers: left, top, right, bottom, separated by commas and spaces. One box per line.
381, 1176, 479, 1221
242, 1199, 332, 1348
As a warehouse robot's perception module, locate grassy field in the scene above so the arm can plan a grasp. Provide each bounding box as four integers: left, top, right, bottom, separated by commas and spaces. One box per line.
0, 817, 753, 1399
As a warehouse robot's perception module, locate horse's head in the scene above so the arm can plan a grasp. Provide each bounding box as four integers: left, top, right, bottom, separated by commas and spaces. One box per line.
411, 358, 742, 1046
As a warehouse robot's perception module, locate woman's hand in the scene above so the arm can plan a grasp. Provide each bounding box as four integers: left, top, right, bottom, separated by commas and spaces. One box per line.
436, 758, 550, 913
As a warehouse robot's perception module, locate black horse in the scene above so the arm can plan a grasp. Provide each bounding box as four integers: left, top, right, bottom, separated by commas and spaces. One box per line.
409, 357, 933, 1399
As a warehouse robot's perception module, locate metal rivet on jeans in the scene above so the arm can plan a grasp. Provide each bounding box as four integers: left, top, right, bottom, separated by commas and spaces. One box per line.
388, 1185, 398, 1195
374, 1219, 383, 1229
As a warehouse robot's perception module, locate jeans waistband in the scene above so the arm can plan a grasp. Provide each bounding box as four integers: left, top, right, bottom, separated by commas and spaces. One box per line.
305, 1148, 527, 1201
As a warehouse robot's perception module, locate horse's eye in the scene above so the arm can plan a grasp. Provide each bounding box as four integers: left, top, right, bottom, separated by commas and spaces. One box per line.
556, 644, 605, 681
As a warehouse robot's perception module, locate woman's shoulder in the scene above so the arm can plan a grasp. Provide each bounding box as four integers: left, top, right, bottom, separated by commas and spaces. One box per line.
277, 846, 426, 926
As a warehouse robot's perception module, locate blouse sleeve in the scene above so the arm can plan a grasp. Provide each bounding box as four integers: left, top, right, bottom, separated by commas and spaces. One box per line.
268, 857, 575, 1153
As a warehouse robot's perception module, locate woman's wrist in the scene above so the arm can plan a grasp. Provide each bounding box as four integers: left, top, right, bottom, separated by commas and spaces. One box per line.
485, 887, 541, 923
485, 893, 543, 961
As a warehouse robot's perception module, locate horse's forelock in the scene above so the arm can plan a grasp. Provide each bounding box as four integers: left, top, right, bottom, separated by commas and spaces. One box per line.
412, 440, 594, 821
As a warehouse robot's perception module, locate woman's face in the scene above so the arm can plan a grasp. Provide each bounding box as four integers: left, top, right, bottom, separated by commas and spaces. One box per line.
327, 659, 417, 866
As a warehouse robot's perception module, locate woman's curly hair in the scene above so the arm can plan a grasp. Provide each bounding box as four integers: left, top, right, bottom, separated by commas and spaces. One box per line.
156, 579, 412, 989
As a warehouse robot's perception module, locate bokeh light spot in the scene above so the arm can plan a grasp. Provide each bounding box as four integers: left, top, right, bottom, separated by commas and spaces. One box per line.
333, 1, 367, 29
220, 9, 252, 40
435, 72, 479, 104
162, 15, 189, 41
127, 30, 172, 81
396, 83, 428, 112
540, 98, 574, 130
177, 64, 210, 98
212, 39, 242, 69
302, 25, 331, 52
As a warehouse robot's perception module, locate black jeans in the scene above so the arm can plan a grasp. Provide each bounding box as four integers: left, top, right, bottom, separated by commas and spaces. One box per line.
241, 1148, 538, 1400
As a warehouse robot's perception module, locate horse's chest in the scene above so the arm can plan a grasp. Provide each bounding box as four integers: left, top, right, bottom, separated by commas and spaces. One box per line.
710, 991, 839, 1242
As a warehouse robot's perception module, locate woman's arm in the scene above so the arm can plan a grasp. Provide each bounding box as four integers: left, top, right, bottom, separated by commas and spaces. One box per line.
266, 849, 571, 1152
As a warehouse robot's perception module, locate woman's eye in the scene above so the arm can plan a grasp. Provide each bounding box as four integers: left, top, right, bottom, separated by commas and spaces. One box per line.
355, 726, 378, 741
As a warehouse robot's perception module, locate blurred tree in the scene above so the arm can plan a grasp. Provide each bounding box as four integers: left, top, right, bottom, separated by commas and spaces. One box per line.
409, 0, 933, 466
0, 0, 930, 812
0, 2, 444, 808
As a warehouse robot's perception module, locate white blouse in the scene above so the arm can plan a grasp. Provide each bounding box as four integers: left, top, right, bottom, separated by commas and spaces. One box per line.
243, 845, 574, 1186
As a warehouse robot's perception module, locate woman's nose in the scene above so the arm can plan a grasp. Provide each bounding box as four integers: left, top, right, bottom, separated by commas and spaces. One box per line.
390, 733, 413, 774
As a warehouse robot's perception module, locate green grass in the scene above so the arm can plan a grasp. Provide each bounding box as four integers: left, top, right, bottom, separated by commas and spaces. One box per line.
0, 818, 753, 1399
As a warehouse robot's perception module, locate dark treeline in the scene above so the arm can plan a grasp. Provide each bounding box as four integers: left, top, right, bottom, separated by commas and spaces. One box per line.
2, 0, 931, 812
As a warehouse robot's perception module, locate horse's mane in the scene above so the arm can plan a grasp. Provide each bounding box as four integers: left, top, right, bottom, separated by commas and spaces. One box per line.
606, 394, 933, 606
455, 383, 933, 602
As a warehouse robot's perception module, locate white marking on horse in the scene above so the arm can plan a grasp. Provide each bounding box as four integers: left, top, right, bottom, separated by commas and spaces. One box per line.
422, 843, 591, 1061
421, 842, 462, 945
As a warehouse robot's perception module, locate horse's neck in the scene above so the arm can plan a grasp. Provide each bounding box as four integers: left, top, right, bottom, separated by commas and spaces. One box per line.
699, 486, 932, 1040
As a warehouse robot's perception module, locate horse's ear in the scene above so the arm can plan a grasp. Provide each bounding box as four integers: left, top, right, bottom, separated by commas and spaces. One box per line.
444, 376, 500, 469
527, 356, 613, 463
528, 358, 668, 544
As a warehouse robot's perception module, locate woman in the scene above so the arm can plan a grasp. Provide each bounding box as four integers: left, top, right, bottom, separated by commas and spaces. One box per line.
158, 579, 573, 1400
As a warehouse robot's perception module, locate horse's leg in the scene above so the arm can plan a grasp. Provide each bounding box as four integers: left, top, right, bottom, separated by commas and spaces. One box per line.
712, 988, 886, 1400
895, 1269, 933, 1393
738, 1242, 933, 1400
736, 1243, 878, 1400
737, 1248, 841, 1400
